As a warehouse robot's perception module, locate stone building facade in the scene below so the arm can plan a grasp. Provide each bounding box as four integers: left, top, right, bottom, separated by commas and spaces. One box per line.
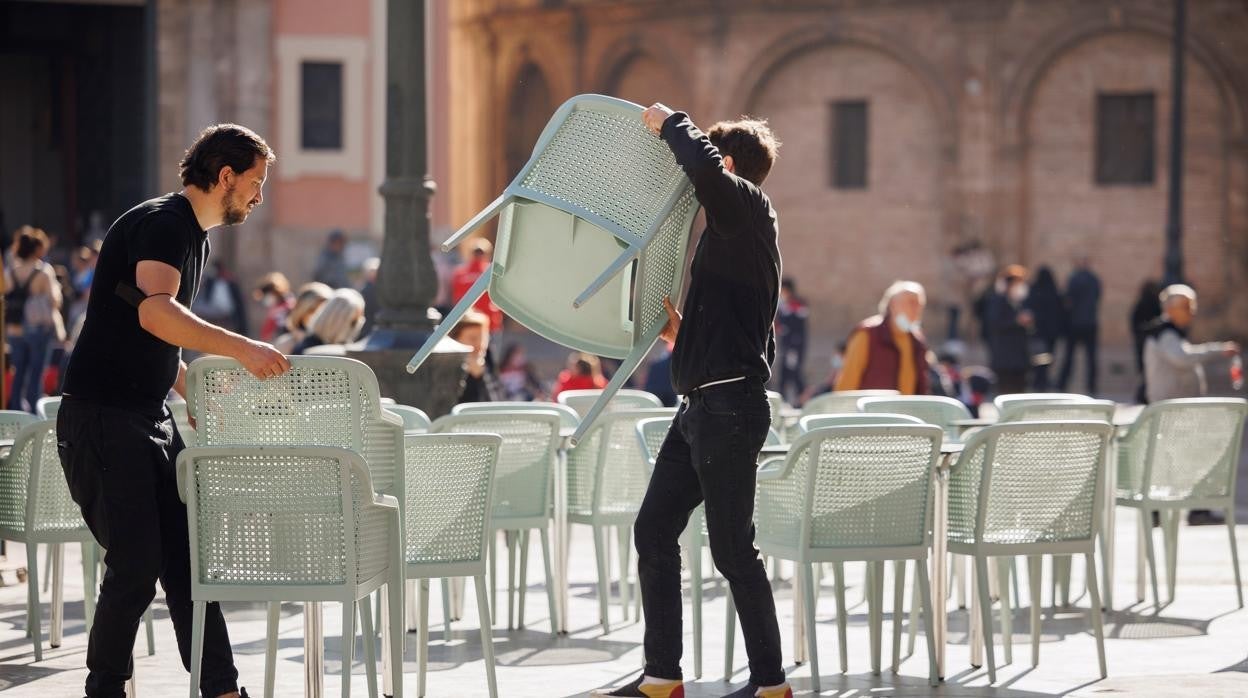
444, 0, 1248, 362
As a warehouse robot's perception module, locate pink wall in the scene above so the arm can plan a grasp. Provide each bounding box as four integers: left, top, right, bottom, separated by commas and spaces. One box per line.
274, 0, 369, 35
274, 178, 372, 229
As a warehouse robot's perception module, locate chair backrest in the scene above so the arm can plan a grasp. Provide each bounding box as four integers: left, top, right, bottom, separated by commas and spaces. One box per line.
568, 408, 673, 518
998, 399, 1116, 424
992, 392, 1091, 413
1117, 398, 1248, 503
454, 401, 580, 431
802, 390, 900, 417
800, 412, 923, 433
635, 416, 675, 468
757, 425, 942, 557
36, 396, 61, 420
385, 404, 432, 433
0, 420, 87, 538
765, 390, 785, 428
0, 410, 39, 440
430, 411, 562, 524
166, 399, 196, 445
402, 433, 501, 572
858, 395, 972, 441
949, 421, 1112, 549
181, 445, 377, 595
185, 356, 405, 498
559, 389, 662, 419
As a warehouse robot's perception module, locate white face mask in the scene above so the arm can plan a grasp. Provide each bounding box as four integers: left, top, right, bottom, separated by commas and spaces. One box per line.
1009, 283, 1029, 303
262, 295, 278, 309
893, 313, 921, 334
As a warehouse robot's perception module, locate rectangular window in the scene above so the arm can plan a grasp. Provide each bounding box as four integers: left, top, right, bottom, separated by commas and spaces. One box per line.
1095, 92, 1155, 185
831, 100, 868, 189
300, 61, 343, 150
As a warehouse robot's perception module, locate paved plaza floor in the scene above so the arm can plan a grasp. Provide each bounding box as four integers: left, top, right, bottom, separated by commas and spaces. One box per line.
3, 514, 1248, 697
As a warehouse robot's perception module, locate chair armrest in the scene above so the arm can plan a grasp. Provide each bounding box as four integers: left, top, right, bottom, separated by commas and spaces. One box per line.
756, 456, 788, 481
373, 493, 400, 509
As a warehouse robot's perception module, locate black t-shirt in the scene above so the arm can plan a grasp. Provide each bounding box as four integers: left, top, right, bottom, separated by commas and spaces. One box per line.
659, 113, 781, 395
63, 193, 209, 415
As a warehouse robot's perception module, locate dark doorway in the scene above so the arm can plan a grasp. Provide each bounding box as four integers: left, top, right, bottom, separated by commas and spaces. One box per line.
0, 1, 149, 252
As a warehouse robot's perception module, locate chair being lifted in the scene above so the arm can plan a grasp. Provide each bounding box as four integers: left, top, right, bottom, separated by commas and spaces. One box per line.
405, 94, 699, 443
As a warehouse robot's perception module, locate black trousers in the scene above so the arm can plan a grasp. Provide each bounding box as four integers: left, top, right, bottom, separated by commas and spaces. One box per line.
1059, 325, 1099, 395
57, 397, 239, 698
633, 377, 784, 685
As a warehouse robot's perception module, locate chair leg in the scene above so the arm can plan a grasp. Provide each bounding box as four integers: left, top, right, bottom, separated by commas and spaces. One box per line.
1136, 509, 1147, 603
189, 601, 206, 698
722, 589, 736, 683
506, 532, 518, 630
539, 528, 559, 636
593, 526, 611, 633
868, 561, 883, 675
518, 530, 531, 630
803, 563, 821, 692
406, 580, 419, 633
617, 526, 631, 621
1011, 558, 1023, 610
834, 561, 848, 674
974, 556, 997, 683
955, 555, 967, 609
418, 580, 430, 698
1141, 510, 1162, 609
42, 542, 52, 592
915, 559, 938, 686
26, 542, 42, 661
1100, 521, 1115, 612
50, 543, 63, 648
488, 534, 498, 628
265, 602, 280, 698
440, 579, 453, 643
892, 560, 905, 673
1162, 510, 1179, 603
340, 600, 357, 698
474, 575, 499, 698
1227, 509, 1244, 609
81, 543, 97, 638
996, 557, 1012, 665
144, 605, 156, 656
1084, 552, 1108, 679
385, 575, 404, 698
359, 596, 378, 698
1028, 555, 1042, 667
688, 526, 703, 680
907, 567, 921, 657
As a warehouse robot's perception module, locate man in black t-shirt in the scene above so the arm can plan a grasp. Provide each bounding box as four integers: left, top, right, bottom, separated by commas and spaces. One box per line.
595, 106, 789, 698
58, 124, 289, 698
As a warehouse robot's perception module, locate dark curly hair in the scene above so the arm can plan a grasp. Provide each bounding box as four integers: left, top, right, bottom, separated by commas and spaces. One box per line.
707, 118, 780, 186
179, 123, 275, 192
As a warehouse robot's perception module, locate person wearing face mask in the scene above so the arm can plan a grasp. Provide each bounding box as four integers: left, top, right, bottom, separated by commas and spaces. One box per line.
835, 280, 931, 394
252, 271, 294, 343
986, 265, 1036, 395
291, 287, 367, 355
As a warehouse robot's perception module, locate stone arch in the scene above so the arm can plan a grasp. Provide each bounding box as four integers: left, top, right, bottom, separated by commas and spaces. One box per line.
591, 34, 690, 107
503, 61, 554, 184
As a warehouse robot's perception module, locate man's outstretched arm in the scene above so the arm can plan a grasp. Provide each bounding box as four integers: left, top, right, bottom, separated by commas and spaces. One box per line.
642, 103, 748, 233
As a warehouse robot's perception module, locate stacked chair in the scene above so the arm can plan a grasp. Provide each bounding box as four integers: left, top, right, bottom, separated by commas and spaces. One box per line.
406, 94, 699, 443
385, 404, 432, 434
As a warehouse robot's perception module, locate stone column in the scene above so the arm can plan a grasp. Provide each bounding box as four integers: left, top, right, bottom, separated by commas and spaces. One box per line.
350, 0, 465, 418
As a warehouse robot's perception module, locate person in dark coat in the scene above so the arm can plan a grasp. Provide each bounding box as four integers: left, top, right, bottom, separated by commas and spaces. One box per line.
986, 265, 1035, 395
1130, 279, 1163, 402
1057, 256, 1102, 395
1025, 266, 1066, 391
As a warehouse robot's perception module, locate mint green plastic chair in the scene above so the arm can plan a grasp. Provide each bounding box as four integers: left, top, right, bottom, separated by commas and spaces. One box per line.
992, 392, 1091, 413
407, 95, 699, 445
568, 408, 675, 632
0, 420, 97, 661
948, 421, 1112, 683
0, 409, 38, 438
454, 401, 580, 431
756, 425, 944, 689
402, 433, 502, 698
181, 445, 403, 698
431, 411, 563, 634
385, 404, 432, 433
858, 396, 972, 443
558, 388, 662, 420
1116, 398, 1247, 610
35, 396, 61, 420
791, 390, 899, 442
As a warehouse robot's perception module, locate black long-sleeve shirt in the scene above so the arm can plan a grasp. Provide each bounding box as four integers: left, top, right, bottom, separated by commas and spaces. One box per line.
659, 112, 781, 395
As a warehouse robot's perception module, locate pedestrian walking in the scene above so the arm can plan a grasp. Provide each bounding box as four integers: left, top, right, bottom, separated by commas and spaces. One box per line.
774, 277, 809, 404
312, 229, 351, 289
5, 226, 65, 412
1025, 266, 1066, 391
1058, 256, 1102, 395
595, 103, 790, 698
57, 123, 287, 698
986, 265, 1035, 395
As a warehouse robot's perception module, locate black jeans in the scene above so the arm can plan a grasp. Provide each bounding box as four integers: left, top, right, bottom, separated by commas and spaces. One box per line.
1059, 325, 1099, 395
633, 377, 783, 685
57, 397, 239, 698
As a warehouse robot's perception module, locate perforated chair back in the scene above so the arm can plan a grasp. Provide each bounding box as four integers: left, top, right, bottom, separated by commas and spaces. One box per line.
802, 390, 899, 418
948, 421, 1111, 552
567, 408, 674, 524
402, 433, 501, 578
756, 425, 941, 562
558, 389, 662, 419
385, 404, 432, 433
454, 401, 581, 431
35, 397, 61, 420
858, 395, 972, 442
0, 420, 90, 541
635, 416, 675, 469
1116, 398, 1248, 506
0, 410, 39, 440
992, 392, 1091, 413
431, 412, 561, 528
181, 445, 395, 599
407, 95, 700, 444
800, 413, 923, 433
999, 399, 1115, 424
